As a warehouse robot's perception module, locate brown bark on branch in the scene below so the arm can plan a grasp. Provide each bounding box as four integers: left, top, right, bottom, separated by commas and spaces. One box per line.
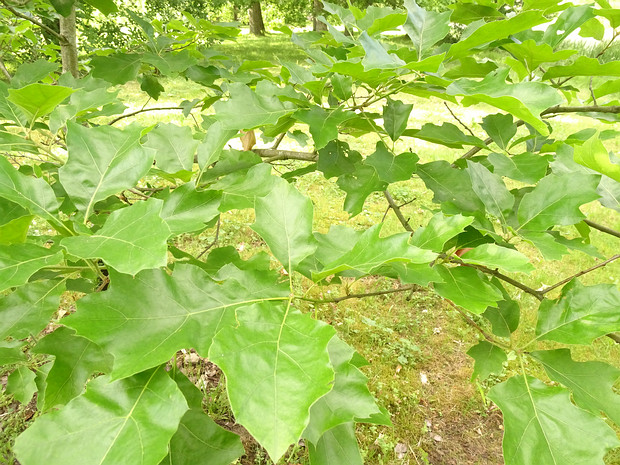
271, 132, 286, 149
253, 149, 318, 162
197, 218, 221, 258
444, 102, 476, 138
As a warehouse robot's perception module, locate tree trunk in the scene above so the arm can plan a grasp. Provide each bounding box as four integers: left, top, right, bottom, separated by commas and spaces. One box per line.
60, 6, 78, 77
233, 5, 239, 22
248, 1, 265, 36
312, 0, 327, 32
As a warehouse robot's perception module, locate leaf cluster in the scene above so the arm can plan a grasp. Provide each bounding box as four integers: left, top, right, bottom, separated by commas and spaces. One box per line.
0, 1, 620, 464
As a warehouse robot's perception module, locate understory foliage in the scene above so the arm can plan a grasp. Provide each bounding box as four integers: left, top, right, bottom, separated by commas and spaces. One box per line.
1, 0, 620, 464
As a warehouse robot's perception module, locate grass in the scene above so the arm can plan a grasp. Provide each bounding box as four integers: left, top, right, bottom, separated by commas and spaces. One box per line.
2, 32, 620, 465
212, 31, 310, 64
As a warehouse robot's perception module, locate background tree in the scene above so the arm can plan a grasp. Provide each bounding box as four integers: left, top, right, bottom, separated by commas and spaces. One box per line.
59, 5, 77, 76
312, 0, 327, 31
248, 0, 265, 35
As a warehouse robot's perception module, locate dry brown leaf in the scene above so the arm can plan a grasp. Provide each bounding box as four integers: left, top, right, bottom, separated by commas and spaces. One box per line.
241, 129, 256, 151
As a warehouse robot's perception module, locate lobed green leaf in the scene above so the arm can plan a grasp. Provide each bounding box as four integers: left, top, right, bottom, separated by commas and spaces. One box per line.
14, 366, 188, 465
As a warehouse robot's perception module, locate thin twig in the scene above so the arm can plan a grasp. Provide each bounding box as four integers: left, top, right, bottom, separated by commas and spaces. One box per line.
540, 254, 620, 296
197, 218, 221, 258
444, 102, 476, 138
169, 39, 197, 52
556, 76, 574, 86
297, 284, 420, 304
140, 97, 152, 111
381, 205, 391, 223
108, 106, 184, 125
596, 29, 619, 59
127, 188, 150, 199
385, 197, 545, 301
584, 220, 620, 239
540, 67, 557, 86
271, 132, 286, 150
384, 190, 413, 232
399, 198, 416, 208
465, 262, 543, 301
455, 136, 493, 165
189, 112, 199, 128
454, 121, 526, 165
445, 299, 511, 350
1, 0, 68, 44
349, 81, 411, 110
589, 77, 597, 106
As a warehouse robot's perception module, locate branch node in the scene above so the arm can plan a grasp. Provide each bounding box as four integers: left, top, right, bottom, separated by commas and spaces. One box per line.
384, 190, 413, 232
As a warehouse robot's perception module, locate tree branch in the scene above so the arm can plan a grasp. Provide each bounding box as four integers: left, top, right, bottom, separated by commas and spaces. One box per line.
297, 284, 420, 304
596, 29, 619, 59
444, 299, 511, 350
197, 217, 221, 258
1, 0, 68, 44
253, 148, 318, 162
108, 106, 184, 125
444, 102, 476, 138
460, 261, 544, 301
540, 105, 620, 116
271, 132, 286, 150
540, 254, 620, 296
455, 136, 493, 164
584, 220, 620, 239
608, 333, 620, 344
454, 121, 526, 165
384, 190, 413, 232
